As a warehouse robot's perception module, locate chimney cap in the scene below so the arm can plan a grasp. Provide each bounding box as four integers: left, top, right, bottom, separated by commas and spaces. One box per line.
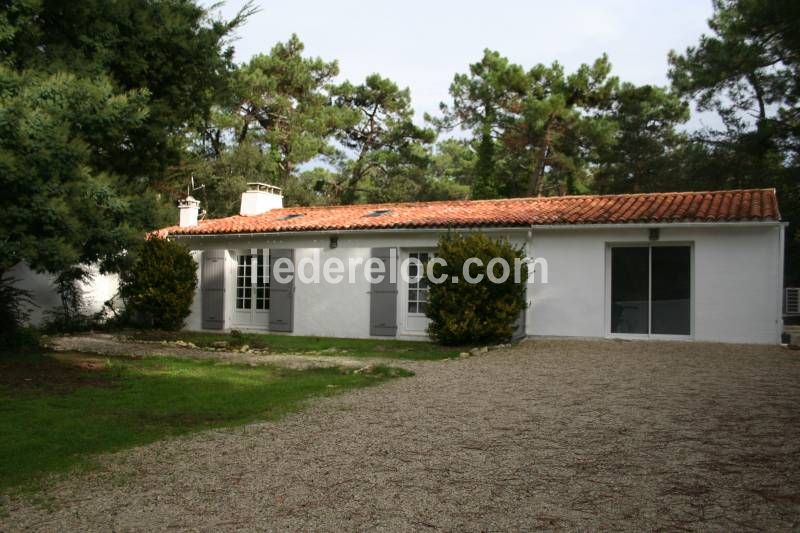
179, 195, 200, 208
240, 183, 283, 216
246, 182, 282, 195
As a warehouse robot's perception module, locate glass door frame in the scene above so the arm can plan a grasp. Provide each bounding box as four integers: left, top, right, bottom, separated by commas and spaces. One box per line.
231, 248, 270, 330
604, 242, 694, 340
399, 248, 437, 336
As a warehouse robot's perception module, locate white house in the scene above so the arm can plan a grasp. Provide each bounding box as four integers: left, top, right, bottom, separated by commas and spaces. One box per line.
150, 183, 785, 345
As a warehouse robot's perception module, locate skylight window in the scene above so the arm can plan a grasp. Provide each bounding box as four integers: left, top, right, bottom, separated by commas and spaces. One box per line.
364, 209, 392, 218
279, 213, 304, 221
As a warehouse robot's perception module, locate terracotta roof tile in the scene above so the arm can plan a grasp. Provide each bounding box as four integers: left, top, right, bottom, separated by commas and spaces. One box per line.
159, 188, 780, 237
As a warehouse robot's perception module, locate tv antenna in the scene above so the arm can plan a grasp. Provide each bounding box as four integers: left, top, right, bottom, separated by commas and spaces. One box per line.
186, 176, 208, 220
187, 176, 205, 197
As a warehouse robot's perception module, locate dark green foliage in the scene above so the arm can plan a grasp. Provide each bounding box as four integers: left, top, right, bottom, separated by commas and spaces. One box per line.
426, 233, 527, 345
594, 84, 690, 193
120, 238, 197, 330
0, 0, 250, 345
189, 34, 358, 211
333, 74, 436, 203
0, 273, 36, 350
0, 68, 149, 274
190, 38, 455, 211
2, 0, 254, 181
436, 50, 689, 199
472, 129, 499, 199
669, 0, 800, 281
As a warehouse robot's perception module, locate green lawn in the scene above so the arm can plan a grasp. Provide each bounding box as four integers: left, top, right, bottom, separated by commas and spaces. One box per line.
131, 330, 462, 360
0, 352, 411, 493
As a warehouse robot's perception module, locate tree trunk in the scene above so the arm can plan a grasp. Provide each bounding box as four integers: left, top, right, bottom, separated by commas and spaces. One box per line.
527, 118, 554, 197
747, 73, 767, 123
528, 138, 551, 196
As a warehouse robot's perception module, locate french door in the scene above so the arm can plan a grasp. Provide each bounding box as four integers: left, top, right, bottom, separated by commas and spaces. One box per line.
232, 249, 269, 328
403, 250, 434, 334
609, 245, 691, 337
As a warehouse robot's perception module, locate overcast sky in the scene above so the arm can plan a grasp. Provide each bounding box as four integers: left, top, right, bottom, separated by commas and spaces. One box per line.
210, 0, 715, 127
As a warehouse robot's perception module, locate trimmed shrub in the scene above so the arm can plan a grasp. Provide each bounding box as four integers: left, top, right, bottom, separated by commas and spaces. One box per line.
120, 238, 197, 330
426, 232, 527, 345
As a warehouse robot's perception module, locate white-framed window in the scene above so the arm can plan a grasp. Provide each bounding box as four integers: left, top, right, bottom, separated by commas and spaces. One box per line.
407, 251, 431, 315
236, 251, 269, 311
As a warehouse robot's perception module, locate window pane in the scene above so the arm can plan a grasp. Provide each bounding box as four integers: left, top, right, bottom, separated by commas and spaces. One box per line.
611, 247, 649, 334
418, 302, 428, 314
408, 290, 418, 302
408, 302, 417, 313
651, 246, 691, 335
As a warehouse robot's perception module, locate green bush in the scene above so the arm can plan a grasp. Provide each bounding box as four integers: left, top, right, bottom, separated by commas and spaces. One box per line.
120, 238, 197, 330
426, 232, 527, 345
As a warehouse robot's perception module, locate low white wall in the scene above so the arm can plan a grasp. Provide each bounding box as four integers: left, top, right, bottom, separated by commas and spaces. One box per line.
9, 263, 120, 326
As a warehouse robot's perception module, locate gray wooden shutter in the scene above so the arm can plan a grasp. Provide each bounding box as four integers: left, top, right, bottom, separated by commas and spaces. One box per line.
269, 249, 294, 332
202, 250, 225, 330
370, 247, 398, 336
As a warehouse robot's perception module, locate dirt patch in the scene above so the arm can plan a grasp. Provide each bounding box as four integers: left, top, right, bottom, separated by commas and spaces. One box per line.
0, 354, 116, 395
46, 334, 414, 371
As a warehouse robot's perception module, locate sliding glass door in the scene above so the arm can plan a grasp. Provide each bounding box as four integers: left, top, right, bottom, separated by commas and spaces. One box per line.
610, 245, 691, 336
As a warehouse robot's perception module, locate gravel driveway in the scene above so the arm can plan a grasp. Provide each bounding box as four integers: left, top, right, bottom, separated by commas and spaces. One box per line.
4, 339, 800, 531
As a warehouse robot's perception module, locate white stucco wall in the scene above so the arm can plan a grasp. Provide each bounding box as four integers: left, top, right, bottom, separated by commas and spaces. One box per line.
180, 230, 526, 341
182, 223, 782, 344
10, 222, 784, 344
10, 263, 120, 326
13, 222, 770, 343
526, 224, 784, 344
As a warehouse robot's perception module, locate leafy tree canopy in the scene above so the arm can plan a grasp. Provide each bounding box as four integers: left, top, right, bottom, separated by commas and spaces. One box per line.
190, 37, 452, 213
0, 67, 149, 274
1, 0, 254, 183
332, 74, 436, 203
669, 0, 800, 279
436, 50, 686, 199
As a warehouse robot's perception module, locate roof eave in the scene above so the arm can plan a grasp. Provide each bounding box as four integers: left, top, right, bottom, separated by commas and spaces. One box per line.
165, 219, 783, 239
